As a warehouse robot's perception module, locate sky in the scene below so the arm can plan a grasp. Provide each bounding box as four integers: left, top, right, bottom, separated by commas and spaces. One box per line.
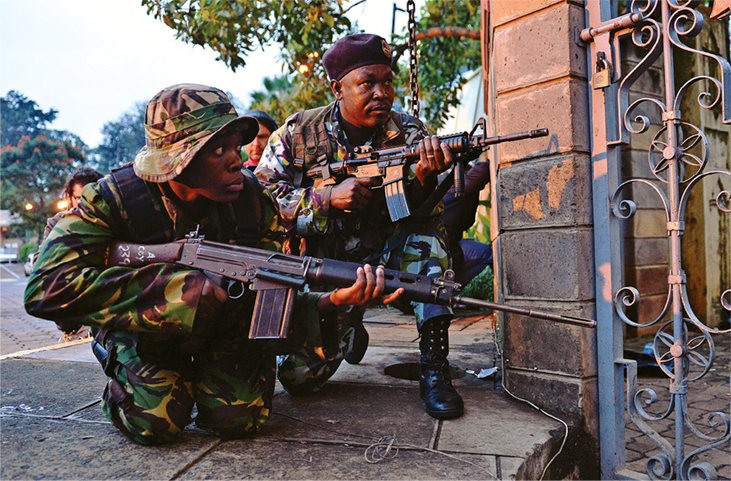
0, 0, 421, 148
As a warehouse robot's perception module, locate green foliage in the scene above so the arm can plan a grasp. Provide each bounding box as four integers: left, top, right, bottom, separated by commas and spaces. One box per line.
248, 73, 334, 123
91, 101, 146, 174
0, 90, 58, 148
465, 191, 490, 243
142, 0, 482, 131
401, 0, 482, 131
19, 243, 38, 262
142, 0, 352, 72
1, 135, 85, 241
461, 265, 494, 301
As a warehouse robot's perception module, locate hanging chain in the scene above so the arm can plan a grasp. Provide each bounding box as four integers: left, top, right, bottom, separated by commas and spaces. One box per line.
407, 0, 419, 117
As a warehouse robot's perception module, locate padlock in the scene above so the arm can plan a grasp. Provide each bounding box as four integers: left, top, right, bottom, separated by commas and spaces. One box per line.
592, 55, 612, 90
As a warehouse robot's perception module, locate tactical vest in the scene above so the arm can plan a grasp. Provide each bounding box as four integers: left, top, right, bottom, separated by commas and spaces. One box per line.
98, 163, 265, 246
289, 103, 406, 188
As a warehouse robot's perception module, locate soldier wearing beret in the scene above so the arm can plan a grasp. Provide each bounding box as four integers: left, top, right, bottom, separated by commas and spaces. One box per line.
24, 83, 402, 445
254, 33, 464, 419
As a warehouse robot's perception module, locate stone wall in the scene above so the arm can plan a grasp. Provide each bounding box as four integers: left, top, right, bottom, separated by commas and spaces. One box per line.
487, 0, 599, 477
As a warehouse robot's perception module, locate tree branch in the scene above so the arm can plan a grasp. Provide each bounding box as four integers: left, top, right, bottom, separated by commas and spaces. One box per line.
341, 0, 369, 16
390, 26, 480, 66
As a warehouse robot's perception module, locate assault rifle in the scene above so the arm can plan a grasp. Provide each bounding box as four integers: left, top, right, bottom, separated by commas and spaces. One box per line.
107, 230, 596, 340
307, 119, 549, 222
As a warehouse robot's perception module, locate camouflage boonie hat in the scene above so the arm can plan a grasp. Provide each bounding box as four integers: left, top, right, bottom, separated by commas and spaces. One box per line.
134, 83, 258, 183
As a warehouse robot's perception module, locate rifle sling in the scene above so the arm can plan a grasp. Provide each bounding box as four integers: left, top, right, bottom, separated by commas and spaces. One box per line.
98, 163, 174, 243
362, 168, 456, 265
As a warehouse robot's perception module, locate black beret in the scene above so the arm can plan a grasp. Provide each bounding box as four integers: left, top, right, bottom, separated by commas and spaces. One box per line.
243, 110, 278, 133
323, 33, 393, 81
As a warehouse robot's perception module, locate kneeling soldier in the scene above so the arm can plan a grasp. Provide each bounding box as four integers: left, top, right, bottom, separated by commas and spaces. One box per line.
24, 84, 400, 445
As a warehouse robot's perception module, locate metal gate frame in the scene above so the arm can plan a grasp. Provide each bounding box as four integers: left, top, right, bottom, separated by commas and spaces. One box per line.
583, 0, 731, 479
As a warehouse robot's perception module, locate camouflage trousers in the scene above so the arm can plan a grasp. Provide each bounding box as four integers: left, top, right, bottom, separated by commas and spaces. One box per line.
99, 330, 277, 446
97, 292, 330, 445
277, 216, 453, 395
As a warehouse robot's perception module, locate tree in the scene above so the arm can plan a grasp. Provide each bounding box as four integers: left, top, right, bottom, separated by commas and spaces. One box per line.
142, 0, 481, 130
393, 0, 482, 130
248, 73, 334, 125
1, 90, 58, 148
0, 91, 88, 242
1, 135, 85, 241
92, 102, 146, 174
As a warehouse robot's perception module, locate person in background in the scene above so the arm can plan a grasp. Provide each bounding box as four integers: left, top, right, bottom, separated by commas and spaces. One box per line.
44, 167, 104, 241
441, 160, 493, 287
39, 167, 104, 343
393, 160, 493, 318
243, 110, 278, 171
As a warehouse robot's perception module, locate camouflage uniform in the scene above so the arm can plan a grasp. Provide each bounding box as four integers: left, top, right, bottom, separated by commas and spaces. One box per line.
24, 84, 335, 445
254, 101, 453, 392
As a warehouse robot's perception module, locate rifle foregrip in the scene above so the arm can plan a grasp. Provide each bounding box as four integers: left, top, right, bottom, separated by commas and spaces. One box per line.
313, 259, 439, 304
453, 161, 465, 198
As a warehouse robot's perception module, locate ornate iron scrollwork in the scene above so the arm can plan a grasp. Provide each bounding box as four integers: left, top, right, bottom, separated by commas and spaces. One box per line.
607, 0, 731, 479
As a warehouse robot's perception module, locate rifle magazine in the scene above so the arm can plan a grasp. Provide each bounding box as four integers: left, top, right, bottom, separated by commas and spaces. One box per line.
249, 287, 297, 339
384, 179, 411, 221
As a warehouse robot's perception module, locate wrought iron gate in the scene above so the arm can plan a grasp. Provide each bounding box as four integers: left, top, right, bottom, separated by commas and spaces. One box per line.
583, 0, 730, 479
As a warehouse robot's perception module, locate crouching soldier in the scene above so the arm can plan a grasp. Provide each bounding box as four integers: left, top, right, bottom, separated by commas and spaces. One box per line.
24, 84, 401, 445
255, 34, 463, 419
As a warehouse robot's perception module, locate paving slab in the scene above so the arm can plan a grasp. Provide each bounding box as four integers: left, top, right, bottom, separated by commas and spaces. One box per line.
437, 388, 562, 457
178, 439, 499, 480
0, 306, 570, 480
267, 383, 435, 447
1, 358, 106, 418
0, 415, 220, 481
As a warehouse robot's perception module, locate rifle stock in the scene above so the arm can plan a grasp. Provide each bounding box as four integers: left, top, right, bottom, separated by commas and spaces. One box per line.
106, 232, 596, 340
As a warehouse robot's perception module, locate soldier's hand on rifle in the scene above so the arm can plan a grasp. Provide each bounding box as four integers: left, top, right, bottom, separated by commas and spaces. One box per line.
415, 136, 455, 186
193, 277, 228, 331
326, 264, 404, 308
330, 177, 377, 211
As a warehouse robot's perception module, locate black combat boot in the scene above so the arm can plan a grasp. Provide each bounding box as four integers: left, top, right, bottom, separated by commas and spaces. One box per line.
419, 317, 464, 419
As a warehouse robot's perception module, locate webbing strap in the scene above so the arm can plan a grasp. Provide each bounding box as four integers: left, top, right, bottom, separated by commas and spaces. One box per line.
232, 171, 266, 246
291, 106, 333, 187
99, 163, 173, 243
361, 170, 456, 265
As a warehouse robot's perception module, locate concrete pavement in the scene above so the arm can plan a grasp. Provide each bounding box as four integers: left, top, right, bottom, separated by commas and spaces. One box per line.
0, 263, 564, 480
1, 262, 729, 479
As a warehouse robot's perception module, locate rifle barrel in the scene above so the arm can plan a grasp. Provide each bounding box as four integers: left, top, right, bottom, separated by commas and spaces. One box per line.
477, 128, 549, 148
453, 295, 596, 328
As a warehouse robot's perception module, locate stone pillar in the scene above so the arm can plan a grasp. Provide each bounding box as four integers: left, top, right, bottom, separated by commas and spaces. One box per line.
487, 1, 599, 477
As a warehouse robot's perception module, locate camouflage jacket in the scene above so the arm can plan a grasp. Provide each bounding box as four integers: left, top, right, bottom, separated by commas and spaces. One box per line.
254, 101, 437, 261
24, 169, 323, 338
